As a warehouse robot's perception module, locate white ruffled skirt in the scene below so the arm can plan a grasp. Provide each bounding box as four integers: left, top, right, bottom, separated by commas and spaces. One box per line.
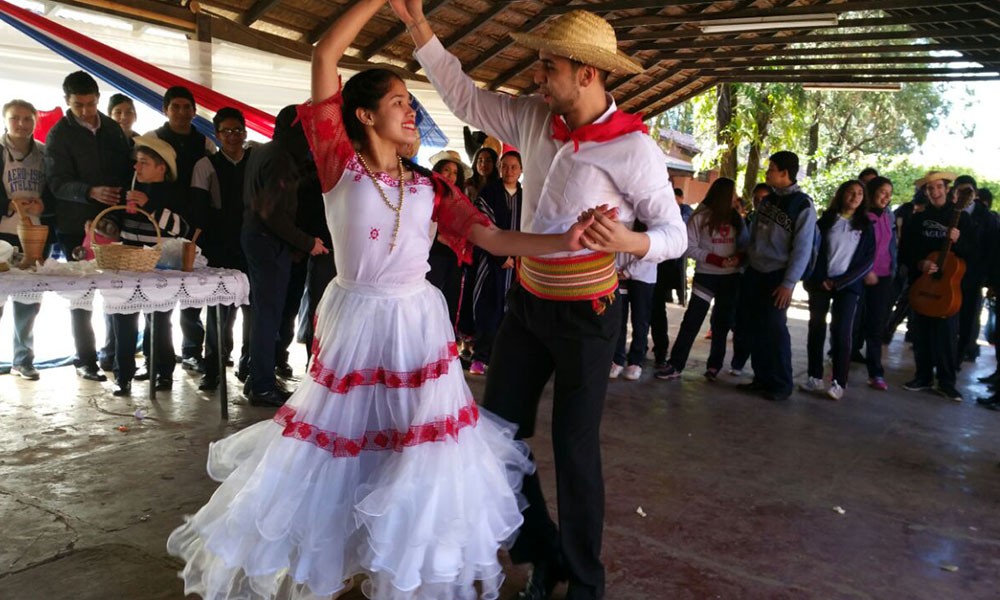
167, 278, 533, 600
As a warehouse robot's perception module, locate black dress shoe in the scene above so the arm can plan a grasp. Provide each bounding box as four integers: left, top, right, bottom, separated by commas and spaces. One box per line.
134, 368, 150, 381
112, 382, 132, 397
155, 377, 173, 391
181, 357, 205, 373
198, 375, 219, 391
247, 390, 289, 407
975, 395, 999, 406
235, 367, 248, 383
518, 561, 566, 600
977, 371, 1000, 384
736, 381, 767, 393
274, 363, 294, 379
76, 365, 107, 382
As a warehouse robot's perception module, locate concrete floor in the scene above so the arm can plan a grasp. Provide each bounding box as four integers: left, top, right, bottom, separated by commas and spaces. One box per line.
1, 301, 999, 600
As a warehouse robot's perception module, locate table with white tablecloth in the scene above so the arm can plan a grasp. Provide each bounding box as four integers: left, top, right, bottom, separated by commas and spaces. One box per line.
0, 267, 249, 417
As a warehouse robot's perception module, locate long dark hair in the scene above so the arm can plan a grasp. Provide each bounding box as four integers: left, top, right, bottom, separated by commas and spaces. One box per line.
468, 147, 499, 194
694, 177, 740, 233
341, 68, 403, 145
433, 159, 466, 190
865, 176, 893, 213
820, 180, 869, 230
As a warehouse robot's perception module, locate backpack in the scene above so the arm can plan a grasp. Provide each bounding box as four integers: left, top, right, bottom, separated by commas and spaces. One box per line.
776, 192, 820, 281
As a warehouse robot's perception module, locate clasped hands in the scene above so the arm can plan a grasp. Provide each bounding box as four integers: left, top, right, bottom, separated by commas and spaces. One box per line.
568, 204, 646, 255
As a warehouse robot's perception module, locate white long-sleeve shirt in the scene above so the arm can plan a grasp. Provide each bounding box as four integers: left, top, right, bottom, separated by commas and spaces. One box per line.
415, 37, 687, 263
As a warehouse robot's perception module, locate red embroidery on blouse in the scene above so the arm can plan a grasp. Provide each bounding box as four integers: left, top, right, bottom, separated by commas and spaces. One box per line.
273, 399, 480, 457
309, 342, 459, 394
370, 227, 380, 240
344, 155, 432, 188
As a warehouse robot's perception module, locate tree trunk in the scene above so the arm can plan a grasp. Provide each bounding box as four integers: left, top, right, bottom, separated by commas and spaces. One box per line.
743, 95, 773, 201
806, 98, 822, 177
716, 83, 738, 179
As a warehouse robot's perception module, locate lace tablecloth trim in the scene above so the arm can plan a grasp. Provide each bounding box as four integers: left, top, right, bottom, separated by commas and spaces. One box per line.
0, 267, 249, 313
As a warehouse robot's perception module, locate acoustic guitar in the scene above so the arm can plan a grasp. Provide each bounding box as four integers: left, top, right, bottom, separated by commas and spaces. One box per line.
908, 190, 975, 318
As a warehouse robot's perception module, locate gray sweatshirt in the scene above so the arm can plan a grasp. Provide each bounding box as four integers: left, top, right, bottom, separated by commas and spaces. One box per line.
747, 184, 817, 288
685, 209, 750, 275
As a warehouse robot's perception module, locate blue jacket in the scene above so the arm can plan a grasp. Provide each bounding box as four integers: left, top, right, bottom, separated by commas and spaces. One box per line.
805, 215, 875, 295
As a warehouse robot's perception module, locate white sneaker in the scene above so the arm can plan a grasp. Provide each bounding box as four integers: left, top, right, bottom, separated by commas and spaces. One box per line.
727, 368, 743, 377
800, 376, 824, 393
623, 365, 642, 380
827, 381, 844, 401
609, 363, 624, 379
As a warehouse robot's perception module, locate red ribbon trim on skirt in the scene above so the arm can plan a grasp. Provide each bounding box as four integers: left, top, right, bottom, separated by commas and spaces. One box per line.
273, 399, 480, 457
309, 342, 459, 394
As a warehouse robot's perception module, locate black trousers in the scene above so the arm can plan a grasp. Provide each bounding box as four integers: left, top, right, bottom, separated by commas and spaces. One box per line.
242, 230, 292, 395
863, 276, 894, 378
807, 287, 860, 387
180, 307, 204, 360
56, 231, 99, 368
649, 260, 672, 363
741, 267, 793, 395
112, 311, 174, 385
911, 311, 959, 387
958, 279, 984, 360
669, 272, 740, 372
483, 284, 619, 600
276, 257, 308, 366
297, 253, 337, 359
203, 305, 250, 379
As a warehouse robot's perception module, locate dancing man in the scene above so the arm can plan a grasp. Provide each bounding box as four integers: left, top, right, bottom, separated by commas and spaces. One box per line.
398, 4, 688, 599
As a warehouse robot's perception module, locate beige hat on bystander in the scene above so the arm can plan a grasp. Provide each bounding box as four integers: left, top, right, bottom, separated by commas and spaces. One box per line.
429, 149, 472, 178
913, 170, 957, 188
133, 136, 178, 182
509, 10, 644, 75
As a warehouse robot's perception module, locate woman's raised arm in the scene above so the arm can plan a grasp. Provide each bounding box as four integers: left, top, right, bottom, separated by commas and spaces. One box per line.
312, 0, 388, 103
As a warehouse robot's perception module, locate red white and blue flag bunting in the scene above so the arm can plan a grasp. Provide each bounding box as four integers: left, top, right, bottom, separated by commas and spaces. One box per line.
0, 0, 448, 147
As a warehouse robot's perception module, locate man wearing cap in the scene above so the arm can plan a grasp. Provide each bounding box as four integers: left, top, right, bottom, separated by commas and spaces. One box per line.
900, 170, 971, 402
45, 70, 132, 382
396, 4, 688, 599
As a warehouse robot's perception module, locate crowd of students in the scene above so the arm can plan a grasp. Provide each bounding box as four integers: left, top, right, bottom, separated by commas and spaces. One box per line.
609, 153, 998, 406
0, 72, 330, 405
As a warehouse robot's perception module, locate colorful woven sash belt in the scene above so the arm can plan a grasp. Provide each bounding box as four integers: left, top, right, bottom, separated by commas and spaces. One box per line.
518, 252, 619, 311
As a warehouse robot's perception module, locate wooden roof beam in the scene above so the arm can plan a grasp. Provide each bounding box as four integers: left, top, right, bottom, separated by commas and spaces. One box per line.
612, 0, 983, 28
632, 78, 718, 116
359, 0, 450, 59
542, 0, 715, 15
461, 0, 577, 75
633, 26, 1000, 51
241, 0, 281, 27
651, 40, 998, 62
616, 10, 995, 42
404, 1, 511, 72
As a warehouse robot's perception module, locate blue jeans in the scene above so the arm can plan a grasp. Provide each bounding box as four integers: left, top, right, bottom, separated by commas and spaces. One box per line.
242, 230, 292, 395
0, 301, 40, 367
614, 280, 654, 366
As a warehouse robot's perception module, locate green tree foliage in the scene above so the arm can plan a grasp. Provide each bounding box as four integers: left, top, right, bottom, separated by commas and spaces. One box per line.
655, 82, 953, 208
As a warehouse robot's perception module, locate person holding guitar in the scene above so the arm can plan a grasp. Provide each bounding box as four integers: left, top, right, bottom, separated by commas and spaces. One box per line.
900, 170, 972, 402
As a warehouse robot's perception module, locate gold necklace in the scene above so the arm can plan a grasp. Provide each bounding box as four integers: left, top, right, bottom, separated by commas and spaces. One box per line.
357, 153, 405, 252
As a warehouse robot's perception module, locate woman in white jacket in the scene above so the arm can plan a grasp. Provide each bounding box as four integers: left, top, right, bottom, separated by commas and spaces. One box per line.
656, 178, 749, 381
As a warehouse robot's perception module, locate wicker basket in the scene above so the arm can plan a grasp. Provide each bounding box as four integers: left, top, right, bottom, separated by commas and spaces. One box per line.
90, 205, 162, 272
10, 198, 48, 269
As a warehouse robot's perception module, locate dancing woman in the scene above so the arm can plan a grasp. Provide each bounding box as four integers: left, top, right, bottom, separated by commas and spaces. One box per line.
167, 1, 605, 598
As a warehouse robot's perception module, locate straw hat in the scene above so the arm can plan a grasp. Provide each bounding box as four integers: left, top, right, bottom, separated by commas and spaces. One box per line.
913, 170, 957, 188
429, 149, 472, 177
133, 136, 178, 182
510, 10, 644, 75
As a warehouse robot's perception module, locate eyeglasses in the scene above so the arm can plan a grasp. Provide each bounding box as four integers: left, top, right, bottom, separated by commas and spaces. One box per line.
218, 127, 246, 136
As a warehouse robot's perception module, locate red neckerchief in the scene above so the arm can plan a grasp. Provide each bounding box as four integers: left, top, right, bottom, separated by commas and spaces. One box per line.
550, 110, 649, 152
